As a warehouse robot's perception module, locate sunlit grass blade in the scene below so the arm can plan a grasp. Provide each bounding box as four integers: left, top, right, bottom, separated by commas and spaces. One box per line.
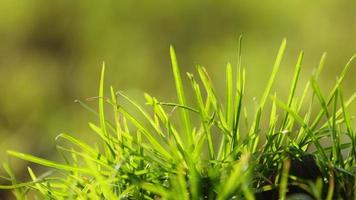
232, 53, 245, 150
84, 157, 117, 199
118, 107, 173, 160
319, 92, 356, 131
196, 65, 219, 115
109, 86, 126, 161
226, 62, 233, 130
224, 62, 234, 156
339, 90, 355, 166
248, 38, 286, 153
75, 99, 117, 134
144, 93, 185, 150
280, 51, 303, 130
267, 93, 278, 142
170, 46, 193, 149
98, 63, 116, 160
88, 123, 117, 157
232, 35, 244, 143
310, 54, 356, 131
188, 72, 215, 159
1, 39, 354, 199
99, 62, 108, 138
296, 52, 327, 116
27, 167, 50, 197
56, 133, 100, 158
0, 180, 43, 190
150, 101, 199, 113
272, 97, 328, 162
331, 89, 342, 165
55, 145, 112, 169
260, 38, 286, 109
7, 151, 92, 174
117, 91, 165, 138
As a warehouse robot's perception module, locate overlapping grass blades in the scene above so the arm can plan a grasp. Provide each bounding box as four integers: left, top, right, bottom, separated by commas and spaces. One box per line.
0, 38, 355, 199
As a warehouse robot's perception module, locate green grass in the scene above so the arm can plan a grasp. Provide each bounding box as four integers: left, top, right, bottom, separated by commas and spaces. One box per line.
0, 38, 355, 199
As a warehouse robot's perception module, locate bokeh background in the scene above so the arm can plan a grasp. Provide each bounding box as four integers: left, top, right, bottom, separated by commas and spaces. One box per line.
0, 0, 355, 194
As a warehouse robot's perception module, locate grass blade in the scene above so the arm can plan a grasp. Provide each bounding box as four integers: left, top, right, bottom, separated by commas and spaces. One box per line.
170, 46, 193, 149
280, 51, 303, 130
260, 38, 286, 109
7, 151, 92, 174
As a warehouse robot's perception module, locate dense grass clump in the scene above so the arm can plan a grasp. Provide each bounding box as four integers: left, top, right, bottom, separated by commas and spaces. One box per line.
0, 38, 355, 199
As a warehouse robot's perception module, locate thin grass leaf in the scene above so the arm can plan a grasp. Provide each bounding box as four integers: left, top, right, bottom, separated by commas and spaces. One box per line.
248, 39, 286, 153
170, 46, 193, 149
331, 89, 342, 165
188, 72, 215, 159
310, 54, 356, 131
144, 93, 185, 150
27, 167, 49, 197
152, 102, 199, 113
99, 63, 108, 138
0, 181, 43, 190
232, 35, 244, 145
55, 146, 112, 169
110, 86, 123, 155
280, 51, 303, 130
117, 91, 165, 138
339, 91, 355, 165
88, 122, 117, 157
260, 38, 286, 109
272, 97, 328, 162
84, 157, 117, 200
197, 65, 219, 115
74, 99, 98, 116
55, 133, 100, 158
226, 62, 234, 130
7, 151, 92, 174
118, 107, 173, 160
232, 66, 245, 149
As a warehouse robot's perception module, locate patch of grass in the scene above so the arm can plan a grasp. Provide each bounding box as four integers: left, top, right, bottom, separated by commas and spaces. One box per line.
1, 38, 355, 199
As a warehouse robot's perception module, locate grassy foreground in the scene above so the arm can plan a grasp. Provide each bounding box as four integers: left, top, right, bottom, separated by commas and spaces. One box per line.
0, 38, 355, 199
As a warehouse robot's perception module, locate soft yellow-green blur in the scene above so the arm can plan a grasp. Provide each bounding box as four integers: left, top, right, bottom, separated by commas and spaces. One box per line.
0, 0, 355, 188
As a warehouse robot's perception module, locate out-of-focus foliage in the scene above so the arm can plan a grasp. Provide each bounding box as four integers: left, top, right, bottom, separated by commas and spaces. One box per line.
0, 0, 355, 194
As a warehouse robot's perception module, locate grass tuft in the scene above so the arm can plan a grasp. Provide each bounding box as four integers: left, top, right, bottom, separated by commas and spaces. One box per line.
0, 38, 355, 199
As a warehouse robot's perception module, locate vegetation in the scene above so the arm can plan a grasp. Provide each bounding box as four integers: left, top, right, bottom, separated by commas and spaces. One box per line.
0, 38, 355, 199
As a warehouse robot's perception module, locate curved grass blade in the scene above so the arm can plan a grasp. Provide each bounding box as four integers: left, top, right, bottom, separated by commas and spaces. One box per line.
7, 151, 92, 175
117, 91, 165, 138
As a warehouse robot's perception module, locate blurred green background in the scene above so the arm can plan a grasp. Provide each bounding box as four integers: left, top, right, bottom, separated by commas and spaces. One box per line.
0, 0, 355, 191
